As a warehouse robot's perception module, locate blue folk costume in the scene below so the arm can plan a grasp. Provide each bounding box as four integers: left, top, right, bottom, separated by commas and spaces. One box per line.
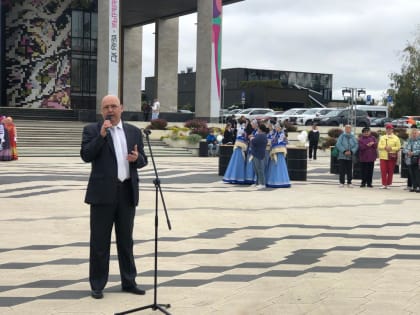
265, 129, 274, 171
244, 129, 257, 184
223, 124, 248, 184
266, 130, 291, 188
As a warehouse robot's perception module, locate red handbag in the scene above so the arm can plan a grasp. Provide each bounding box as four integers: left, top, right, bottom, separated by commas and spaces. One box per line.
388, 152, 397, 160
386, 139, 397, 160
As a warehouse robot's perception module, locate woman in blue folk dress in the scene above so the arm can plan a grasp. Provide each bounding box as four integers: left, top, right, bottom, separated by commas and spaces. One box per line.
244, 120, 258, 184
265, 122, 275, 171
223, 118, 248, 184
266, 123, 291, 188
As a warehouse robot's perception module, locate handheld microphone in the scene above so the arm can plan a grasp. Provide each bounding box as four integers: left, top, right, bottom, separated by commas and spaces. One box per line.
105, 115, 112, 135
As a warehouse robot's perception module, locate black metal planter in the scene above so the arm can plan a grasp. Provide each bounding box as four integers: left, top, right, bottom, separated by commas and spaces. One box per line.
218, 145, 234, 176
287, 147, 307, 181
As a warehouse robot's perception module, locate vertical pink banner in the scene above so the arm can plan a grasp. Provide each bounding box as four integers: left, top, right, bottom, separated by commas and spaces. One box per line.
211, 0, 222, 114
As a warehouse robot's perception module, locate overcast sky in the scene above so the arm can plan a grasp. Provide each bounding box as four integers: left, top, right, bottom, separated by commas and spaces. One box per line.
141, 0, 420, 103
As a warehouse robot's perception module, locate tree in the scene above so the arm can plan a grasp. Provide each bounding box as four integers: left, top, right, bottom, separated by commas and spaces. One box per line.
388, 27, 420, 117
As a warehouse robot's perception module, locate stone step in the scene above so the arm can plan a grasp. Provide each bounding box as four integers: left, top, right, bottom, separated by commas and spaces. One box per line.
1, 107, 79, 121
12, 119, 194, 157
17, 145, 194, 157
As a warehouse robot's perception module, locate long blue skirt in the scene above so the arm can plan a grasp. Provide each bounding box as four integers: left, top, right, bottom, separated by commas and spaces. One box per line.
266, 153, 291, 188
244, 154, 256, 184
223, 147, 246, 184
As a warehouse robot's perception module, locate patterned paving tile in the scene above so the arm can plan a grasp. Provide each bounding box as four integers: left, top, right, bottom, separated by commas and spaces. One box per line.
0, 156, 417, 314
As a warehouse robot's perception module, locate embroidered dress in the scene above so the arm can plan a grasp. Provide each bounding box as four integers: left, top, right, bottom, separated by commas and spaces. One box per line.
244, 129, 257, 184
265, 131, 274, 172
3, 119, 18, 160
223, 136, 247, 184
266, 131, 291, 188
0, 123, 12, 161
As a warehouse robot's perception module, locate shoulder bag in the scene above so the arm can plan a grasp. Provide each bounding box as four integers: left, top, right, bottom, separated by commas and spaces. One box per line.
386, 139, 397, 160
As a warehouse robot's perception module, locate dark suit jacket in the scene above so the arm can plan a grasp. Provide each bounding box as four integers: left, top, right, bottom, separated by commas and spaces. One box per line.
80, 121, 147, 206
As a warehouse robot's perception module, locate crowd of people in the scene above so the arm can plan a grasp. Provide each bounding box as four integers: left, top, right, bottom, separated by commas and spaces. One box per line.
0, 116, 18, 161
218, 116, 419, 191
335, 123, 419, 191
222, 116, 291, 189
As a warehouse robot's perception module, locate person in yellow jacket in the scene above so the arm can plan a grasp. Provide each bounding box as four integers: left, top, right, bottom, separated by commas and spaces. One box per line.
377, 124, 401, 189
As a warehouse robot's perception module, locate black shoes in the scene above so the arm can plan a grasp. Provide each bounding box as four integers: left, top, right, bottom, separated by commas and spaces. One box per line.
91, 290, 103, 299
122, 286, 146, 295
360, 184, 366, 188
91, 286, 146, 298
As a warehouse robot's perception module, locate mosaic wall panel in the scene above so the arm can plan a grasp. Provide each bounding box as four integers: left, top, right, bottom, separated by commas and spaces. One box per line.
5, 0, 72, 108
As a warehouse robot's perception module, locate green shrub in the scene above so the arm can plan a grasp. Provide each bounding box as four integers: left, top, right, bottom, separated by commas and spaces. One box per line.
394, 128, 409, 140
327, 128, 343, 138
186, 134, 202, 144
370, 131, 380, 139
184, 119, 208, 138
184, 119, 208, 129
147, 118, 168, 130
320, 137, 337, 150
284, 121, 298, 132
190, 126, 209, 138
167, 126, 189, 132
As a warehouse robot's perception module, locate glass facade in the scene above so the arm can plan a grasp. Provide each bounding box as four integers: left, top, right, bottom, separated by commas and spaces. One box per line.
0, 2, 5, 106
243, 68, 332, 98
71, 9, 97, 98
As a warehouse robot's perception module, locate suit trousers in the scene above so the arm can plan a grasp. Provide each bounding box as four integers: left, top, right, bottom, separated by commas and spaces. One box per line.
89, 180, 137, 291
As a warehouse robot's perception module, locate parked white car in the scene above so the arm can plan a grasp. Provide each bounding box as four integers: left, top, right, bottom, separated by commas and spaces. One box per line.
296, 108, 337, 126
272, 108, 307, 124
233, 108, 274, 120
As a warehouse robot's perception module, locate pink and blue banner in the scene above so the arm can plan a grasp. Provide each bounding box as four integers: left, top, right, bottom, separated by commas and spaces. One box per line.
211, 0, 222, 116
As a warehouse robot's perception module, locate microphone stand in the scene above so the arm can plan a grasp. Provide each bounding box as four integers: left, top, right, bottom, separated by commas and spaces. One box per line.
115, 129, 172, 315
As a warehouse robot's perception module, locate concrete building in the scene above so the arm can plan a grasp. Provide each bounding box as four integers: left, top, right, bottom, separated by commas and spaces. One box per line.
0, 0, 242, 121
146, 68, 333, 111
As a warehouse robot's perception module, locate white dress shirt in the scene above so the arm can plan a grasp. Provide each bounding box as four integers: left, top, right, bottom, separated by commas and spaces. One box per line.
110, 121, 130, 182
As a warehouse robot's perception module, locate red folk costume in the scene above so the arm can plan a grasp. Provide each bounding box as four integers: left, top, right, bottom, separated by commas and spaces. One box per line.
3, 117, 18, 160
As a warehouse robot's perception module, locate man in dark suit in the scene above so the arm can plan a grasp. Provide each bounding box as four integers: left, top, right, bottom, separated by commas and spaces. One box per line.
80, 94, 148, 299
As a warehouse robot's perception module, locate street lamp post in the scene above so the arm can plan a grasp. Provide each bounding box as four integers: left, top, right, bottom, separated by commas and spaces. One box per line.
342, 87, 366, 128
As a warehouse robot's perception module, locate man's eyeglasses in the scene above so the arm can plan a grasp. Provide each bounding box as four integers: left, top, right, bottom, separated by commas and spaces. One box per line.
102, 104, 120, 111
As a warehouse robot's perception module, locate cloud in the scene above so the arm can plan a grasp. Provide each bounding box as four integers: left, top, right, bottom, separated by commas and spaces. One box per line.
141, 0, 420, 102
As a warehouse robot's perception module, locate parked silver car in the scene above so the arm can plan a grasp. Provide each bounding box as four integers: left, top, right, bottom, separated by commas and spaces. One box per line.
296, 108, 337, 126
272, 108, 307, 124
233, 108, 274, 120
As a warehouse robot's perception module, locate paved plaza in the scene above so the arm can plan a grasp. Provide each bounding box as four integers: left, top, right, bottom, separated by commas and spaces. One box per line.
1, 151, 420, 315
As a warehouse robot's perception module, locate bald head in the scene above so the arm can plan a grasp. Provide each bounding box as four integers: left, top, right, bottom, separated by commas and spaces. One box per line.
101, 95, 123, 125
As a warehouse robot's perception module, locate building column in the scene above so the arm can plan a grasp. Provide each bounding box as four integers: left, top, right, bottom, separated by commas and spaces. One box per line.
97, 0, 120, 114
196, 0, 222, 121
155, 17, 179, 113
122, 26, 142, 111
